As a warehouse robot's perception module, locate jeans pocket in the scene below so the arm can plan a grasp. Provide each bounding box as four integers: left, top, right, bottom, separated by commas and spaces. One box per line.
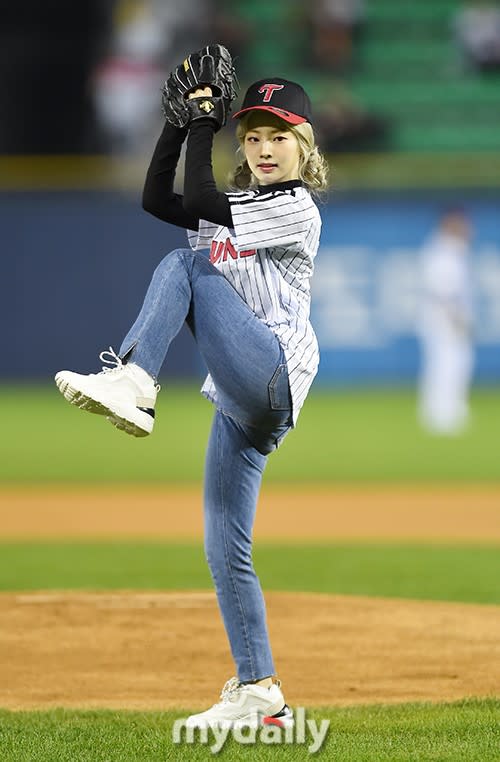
268, 363, 292, 411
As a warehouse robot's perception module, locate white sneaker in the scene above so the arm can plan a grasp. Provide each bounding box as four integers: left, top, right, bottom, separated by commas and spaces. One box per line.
54, 347, 159, 437
186, 677, 294, 730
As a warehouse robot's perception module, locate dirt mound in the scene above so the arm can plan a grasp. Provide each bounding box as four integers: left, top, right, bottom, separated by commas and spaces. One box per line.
1, 591, 498, 710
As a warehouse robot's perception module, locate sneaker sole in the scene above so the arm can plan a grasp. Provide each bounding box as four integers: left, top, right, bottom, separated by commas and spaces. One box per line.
236, 714, 294, 730
106, 413, 150, 438
186, 713, 294, 730
55, 376, 153, 437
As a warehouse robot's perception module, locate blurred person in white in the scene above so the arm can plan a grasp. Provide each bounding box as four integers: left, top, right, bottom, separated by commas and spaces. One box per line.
417, 210, 475, 435
453, 0, 500, 72
94, 0, 209, 153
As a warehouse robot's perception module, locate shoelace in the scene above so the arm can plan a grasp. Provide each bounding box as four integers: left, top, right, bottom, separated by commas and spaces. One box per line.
99, 347, 123, 374
98, 346, 161, 392
218, 677, 242, 705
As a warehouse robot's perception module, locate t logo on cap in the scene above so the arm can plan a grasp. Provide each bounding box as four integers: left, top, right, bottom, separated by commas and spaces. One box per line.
233, 79, 313, 125
258, 84, 285, 103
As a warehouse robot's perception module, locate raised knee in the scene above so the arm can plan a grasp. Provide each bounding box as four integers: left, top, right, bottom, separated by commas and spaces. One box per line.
153, 248, 190, 277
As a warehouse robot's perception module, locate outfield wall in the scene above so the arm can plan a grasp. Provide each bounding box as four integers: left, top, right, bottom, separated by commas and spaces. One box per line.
313, 192, 500, 384
3, 190, 499, 383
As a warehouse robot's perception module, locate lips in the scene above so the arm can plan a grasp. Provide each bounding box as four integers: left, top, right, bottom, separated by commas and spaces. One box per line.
258, 163, 277, 173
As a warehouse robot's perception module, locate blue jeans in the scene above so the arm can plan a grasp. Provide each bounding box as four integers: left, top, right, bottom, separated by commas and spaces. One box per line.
119, 249, 293, 681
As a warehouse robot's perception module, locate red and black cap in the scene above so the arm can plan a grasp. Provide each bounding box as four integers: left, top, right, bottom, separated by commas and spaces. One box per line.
232, 78, 313, 125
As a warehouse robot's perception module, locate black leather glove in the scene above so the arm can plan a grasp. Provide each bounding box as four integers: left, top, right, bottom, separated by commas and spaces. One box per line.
161, 44, 238, 131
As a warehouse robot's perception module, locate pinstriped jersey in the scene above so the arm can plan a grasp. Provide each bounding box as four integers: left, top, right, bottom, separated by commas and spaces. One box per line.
187, 184, 321, 426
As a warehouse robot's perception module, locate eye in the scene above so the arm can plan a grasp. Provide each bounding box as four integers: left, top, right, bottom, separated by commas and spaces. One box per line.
274, 135, 287, 142
246, 135, 259, 143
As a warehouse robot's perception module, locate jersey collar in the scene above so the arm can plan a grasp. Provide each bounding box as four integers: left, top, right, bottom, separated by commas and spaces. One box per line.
256, 179, 304, 193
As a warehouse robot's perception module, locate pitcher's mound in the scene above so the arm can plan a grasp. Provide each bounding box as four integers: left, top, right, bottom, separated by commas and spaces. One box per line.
1, 591, 498, 710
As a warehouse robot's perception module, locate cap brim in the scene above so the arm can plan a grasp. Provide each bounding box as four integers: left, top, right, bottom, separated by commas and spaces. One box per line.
232, 105, 308, 125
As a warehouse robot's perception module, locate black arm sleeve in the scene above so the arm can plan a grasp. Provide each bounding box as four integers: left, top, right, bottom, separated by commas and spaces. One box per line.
183, 121, 233, 228
142, 122, 200, 231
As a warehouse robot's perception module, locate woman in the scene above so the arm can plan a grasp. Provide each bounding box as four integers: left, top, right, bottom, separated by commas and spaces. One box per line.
55, 56, 328, 728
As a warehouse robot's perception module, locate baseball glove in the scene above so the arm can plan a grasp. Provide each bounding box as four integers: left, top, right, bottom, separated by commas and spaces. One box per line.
162, 44, 238, 131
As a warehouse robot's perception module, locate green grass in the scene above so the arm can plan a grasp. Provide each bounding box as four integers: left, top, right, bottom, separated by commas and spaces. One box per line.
3, 390, 498, 762
1, 385, 500, 483
0, 700, 498, 761
1, 542, 499, 604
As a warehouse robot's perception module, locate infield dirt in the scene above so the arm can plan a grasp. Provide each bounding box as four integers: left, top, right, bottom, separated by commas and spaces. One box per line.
1, 485, 499, 710
2, 484, 499, 542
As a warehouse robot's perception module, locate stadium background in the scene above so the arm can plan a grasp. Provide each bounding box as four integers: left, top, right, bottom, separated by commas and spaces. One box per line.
1, 2, 499, 760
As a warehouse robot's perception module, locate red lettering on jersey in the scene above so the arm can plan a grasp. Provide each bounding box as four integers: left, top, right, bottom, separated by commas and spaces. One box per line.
210, 238, 256, 263
258, 84, 285, 103
210, 240, 224, 264
223, 239, 238, 261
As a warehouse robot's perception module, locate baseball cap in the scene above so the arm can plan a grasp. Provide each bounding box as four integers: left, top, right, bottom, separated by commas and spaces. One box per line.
232, 78, 313, 125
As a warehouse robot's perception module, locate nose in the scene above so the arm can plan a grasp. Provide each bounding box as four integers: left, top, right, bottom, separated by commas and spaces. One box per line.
260, 140, 272, 157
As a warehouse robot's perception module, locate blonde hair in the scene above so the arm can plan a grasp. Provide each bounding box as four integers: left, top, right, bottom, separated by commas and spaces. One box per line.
228, 112, 329, 195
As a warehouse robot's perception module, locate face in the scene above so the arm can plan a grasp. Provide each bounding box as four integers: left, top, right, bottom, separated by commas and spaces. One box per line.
443, 213, 472, 243
243, 116, 301, 185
